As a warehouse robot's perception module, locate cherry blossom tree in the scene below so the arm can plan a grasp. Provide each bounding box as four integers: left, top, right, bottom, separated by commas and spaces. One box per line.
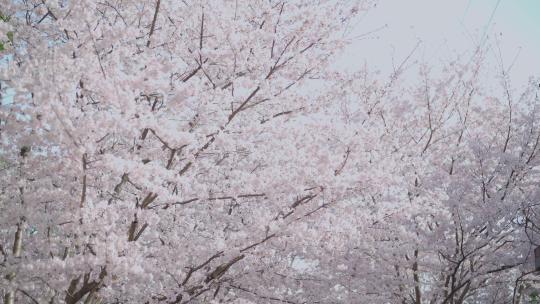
312, 52, 540, 303
1, 0, 378, 303
1, 1, 540, 304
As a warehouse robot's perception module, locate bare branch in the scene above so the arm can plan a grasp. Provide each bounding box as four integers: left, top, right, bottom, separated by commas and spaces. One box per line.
147, 0, 161, 47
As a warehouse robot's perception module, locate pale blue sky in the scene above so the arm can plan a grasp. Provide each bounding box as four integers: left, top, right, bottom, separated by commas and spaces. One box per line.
341, 0, 539, 86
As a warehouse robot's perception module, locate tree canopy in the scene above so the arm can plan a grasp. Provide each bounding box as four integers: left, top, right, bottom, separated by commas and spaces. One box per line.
1, 1, 539, 303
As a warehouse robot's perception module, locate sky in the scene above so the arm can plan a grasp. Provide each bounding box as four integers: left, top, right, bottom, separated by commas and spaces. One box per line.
340, 0, 539, 87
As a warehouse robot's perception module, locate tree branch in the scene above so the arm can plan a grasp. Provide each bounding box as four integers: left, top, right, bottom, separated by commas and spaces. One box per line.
147, 0, 161, 47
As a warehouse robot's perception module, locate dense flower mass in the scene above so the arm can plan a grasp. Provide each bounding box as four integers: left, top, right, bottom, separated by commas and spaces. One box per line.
1, 1, 540, 303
